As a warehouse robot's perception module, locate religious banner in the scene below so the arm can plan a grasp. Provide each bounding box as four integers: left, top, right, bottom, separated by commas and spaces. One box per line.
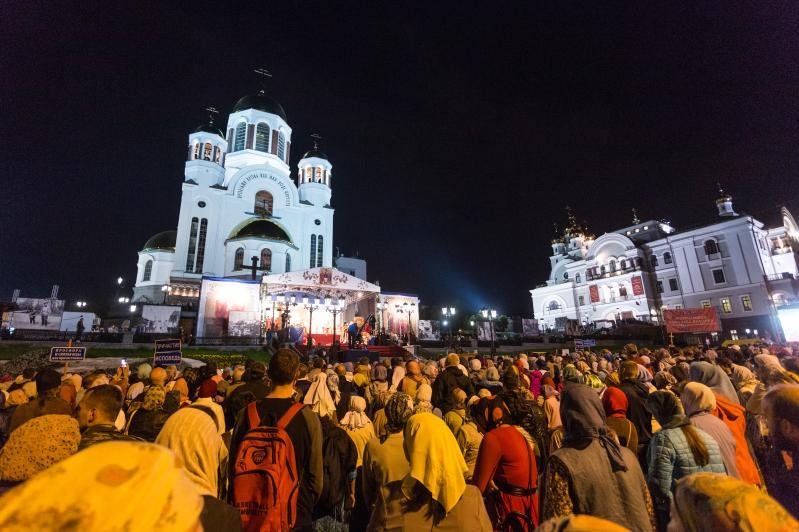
589, 284, 599, 303
663, 308, 722, 333
141, 305, 181, 333
521, 318, 539, 337
631, 276, 644, 296
417, 320, 440, 340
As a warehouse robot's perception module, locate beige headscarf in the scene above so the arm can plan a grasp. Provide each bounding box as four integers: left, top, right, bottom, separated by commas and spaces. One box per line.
0, 414, 80, 482
0, 441, 204, 531
402, 412, 468, 514
155, 407, 228, 496
303, 372, 337, 419
680, 382, 717, 416
341, 395, 371, 429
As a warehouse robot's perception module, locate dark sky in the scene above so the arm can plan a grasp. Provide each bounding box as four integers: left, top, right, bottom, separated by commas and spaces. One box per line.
2, 2, 798, 317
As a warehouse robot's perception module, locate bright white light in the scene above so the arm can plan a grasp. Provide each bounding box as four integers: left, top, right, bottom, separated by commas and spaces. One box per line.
129, 305, 137, 312
161, 285, 169, 292
443, 320, 448, 326
481, 309, 488, 318
470, 321, 475, 326
778, 308, 799, 342
490, 310, 497, 318
450, 307, 456, 314
117, 277, 123, 285
325, 297, 332, 306
442, 307, 448, 315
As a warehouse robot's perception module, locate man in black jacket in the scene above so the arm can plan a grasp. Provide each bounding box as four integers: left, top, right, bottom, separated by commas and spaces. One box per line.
77, 384, 141, 450
432, 353, 475, 414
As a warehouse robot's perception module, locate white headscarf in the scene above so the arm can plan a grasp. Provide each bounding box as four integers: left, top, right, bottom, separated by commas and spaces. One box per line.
390, 365, 406, 392
340, 395, 371, 429
304, 372, 337, 419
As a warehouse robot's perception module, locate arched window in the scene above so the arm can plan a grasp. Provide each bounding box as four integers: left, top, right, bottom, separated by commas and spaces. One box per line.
203, 143, 212, 161
285, 253, 291, 272
609, 260, 617, 272
316, 235, 323, 267
619, 285, 628, 297
255, 123, 270, 152
234, 248, 244, 270
195, 219, 208, 272
192, 143, 201, 160
305, 167, 313, 182
260, 248, 272, 271
663, 252, 672, 264
650, 255, 659, 268
234, 123, 246, 152
310, 235, 317, 267
620, 259, 627, 270
548, 301, 561, 311
277, 132, 286, 160
600, 265, 606, 275
254, 191, 273, 216
185, 217, 199, 271
143, 260, 152, 282
315, 167, 322, 182
704, 240, 719, 255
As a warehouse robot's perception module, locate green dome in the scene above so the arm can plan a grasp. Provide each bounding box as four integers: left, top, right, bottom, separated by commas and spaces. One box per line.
142, 230, 177, 251
232, 220, 291, 243
232, 92, 287, 121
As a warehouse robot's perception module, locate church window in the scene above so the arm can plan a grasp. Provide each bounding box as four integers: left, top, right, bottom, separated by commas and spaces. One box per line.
192, 143, 201, 160
213, 146, 221, 163
260, 248, 272, 271
664, 252, 673, 264
305, 168, 312, 182
548, 301, 561, 311
704, 239, 719, 255
310, 235, 317, 267
254, 191, 273, 216
234, 248, 244, 271
315, 167, 322, 182
285, 253, 291, 272
255, 123, 270, 152
620, 259, 627, 270
234, 122, 246, 152
600, 265, 606, 275
650, 255, 658, 268
195, 218, 208, 272
316, 235, 323, 267
575, 273, 581, 284
185, 217, 198, 271
609, 260, 616, 272
277, 131, 286, 161
203, 143, 212, 161
619, 285, 628, 297
143, 260, 152, 282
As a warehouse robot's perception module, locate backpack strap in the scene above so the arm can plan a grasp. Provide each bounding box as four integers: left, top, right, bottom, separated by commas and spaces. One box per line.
247, 401, 260, 429
276, 402, 305, 430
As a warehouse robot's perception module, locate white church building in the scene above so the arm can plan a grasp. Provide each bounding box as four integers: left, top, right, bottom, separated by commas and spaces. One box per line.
530, 192, 799, 341
132, 89, 335, 304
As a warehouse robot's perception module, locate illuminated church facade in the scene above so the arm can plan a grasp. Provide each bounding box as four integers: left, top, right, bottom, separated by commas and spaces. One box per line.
132, 90, 334, 304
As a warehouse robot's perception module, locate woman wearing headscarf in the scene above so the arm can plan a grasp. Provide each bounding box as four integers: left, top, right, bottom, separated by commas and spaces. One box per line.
601, 386, 638, 453
126, 385, 171, 442
8, 369, 72, 433
400, 413, 492, 530
303, 371, 337, 420
341, 395, 375, 467
680, 382, 740, 479
362, 393, 414, 531
414, 383, 441, 416
366, 364, 391, 417
0, 441, 208, 530
456, 401, 484, 481
688, 361, 761, 486
618, 360, 653, 464
645, 390, 725, 530
173, 378, 192, 408
499, 366, 548, 465
472, 396, 539, 530
560, 364, 584, 387
476, 366, 503, 396
334, 364, 354, 422
544, 385, 563, 454
540, 383, 655, 531
401, 360, 429, 399
0, 415, 81, 495
389, 363, 406, 393
669, 472, 798, 532
155, 408, 240, 529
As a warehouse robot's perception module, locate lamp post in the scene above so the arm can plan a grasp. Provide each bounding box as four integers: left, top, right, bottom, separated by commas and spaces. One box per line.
441, 306, 456, 343
395, 301, 416, 345
75, 301, 87, 309
376, 300, 388, 334
161, 285, 169, 304
303, 296, 320, 347
326, 297, 345, 346
481, 307, 497, 355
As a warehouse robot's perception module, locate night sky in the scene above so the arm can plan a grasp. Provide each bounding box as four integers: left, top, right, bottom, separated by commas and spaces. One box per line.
2, 3, 798, 317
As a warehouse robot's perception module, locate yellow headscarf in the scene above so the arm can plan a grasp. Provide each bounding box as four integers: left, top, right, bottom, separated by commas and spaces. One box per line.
155, 407, 228, 496
674, 472, 798, 532
402, 412, 467, 514
0, 441, 204, 531
0, 414, 80, 482
536, 514, 630, 531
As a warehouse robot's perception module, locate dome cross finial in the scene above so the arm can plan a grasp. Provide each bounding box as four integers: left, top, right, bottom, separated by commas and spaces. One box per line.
632, 208, 640, 225
253, 67, 272, 94
205, 106, 219, 125
310, 132, 323, 150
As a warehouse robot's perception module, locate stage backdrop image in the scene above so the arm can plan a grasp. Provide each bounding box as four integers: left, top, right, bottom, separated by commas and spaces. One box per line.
141, 305, 181, 333
418, 320, 441, 340
10, 298, 64, 330
228, 311, 261, 337
60, 312, 97, 332
196, 278, 261, 338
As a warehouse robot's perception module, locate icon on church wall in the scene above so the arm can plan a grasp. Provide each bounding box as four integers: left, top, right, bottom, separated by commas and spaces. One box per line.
319, 268, 332, 285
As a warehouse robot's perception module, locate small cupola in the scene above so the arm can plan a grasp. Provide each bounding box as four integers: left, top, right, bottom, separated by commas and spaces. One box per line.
716, 183, 738, 217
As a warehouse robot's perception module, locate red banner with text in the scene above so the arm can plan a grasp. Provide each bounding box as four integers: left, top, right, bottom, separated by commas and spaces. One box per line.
631, 276, 644, 296
589, 284, 599, 303
663, 308, 722, 333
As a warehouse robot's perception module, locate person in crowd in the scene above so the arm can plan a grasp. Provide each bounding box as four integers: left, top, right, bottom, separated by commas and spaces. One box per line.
541, 383, 655, 531
340, 395, 375, 467
414, 383, 441, 416
543, 384, 564, 453
469, 358, 485, 384
0, 415, 81, 495
680, 382, 740, 479
314, 407, 357, 527
335, 364, 356, 421
433, 353, 476, 414
193, 381, 225, 434
126, 363, 152, 403
476, 365, 504, 396
618, 360, 653, 464
225, 365, 246, 398
689, 361, 761, 486
398, 412, 492, 530
0, 441, 211, 530
303, 371, 338, 419
761, 383, 799, 519
456, 401, 484, 481
472, 396, 539, 530
228, 349, 322, 532
225, 361, 268, 403
9, 369, 72, 433
601, 385, 638, 453
669, 472, 798, 531
499, 366, 549, 466
645, 390, 725, 529
443, 388, 468, 435
155, 407, 239, 529
362, 392, 415, 530
0, 390, 26, 447
126, 385, 171, 442
77, 384, 140, 450
535, 514, 630, 532
401, 360, 429, 399
365, 364, 391, 417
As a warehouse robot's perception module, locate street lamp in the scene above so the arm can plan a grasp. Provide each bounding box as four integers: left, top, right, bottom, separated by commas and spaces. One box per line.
326, 298, 345, 346
303, 296, 320, 347
481, 307, 498, 355
376, 299, 388, 335
395, 301, 416, 345
75, 301, 87, 308
161, 284, 169, 304
117, 277, 124, 285
118, 297, 130, 304
441, 306, 456, 342
129, 305, 137, 313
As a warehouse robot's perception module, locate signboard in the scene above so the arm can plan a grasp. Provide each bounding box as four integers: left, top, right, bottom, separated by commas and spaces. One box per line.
141, 305, 181, 333
589, 284, 599, 303
631, 276, 644, 296
417, 320, 440, 340
154, 338, 182, 365
663, 308, 721, 334
574, 339, 597, 349
521, 318, 540, 336
10, 298, 65, 331
50, 346, 86, 362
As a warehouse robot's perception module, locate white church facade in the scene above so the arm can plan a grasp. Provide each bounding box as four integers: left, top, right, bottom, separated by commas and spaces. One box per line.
132, 90, 334, 304
530, 192, 799, 341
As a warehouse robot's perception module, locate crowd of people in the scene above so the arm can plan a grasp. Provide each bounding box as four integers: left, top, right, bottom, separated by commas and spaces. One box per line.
0, 341, 798, 531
